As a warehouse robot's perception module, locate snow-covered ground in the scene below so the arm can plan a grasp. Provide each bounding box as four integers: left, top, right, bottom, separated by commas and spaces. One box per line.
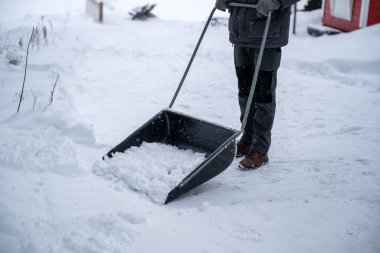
1, 1, 380, 252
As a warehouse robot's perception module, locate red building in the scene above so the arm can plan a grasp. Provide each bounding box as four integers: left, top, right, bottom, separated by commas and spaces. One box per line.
322, 0, 380, 31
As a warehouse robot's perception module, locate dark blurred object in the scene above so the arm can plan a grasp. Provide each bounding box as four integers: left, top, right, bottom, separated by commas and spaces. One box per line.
307, 24, 341, 37
303, 0, 321, 11
129, 4, 157, 21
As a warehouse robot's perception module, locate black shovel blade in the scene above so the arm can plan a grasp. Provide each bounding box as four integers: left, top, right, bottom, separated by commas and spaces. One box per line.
105, 109, 238, 203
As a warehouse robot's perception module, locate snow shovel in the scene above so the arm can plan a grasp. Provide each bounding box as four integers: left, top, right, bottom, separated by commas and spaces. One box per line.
105, 3, 272, 204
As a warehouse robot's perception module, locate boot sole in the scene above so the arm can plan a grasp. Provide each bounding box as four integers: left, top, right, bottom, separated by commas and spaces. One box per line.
238, 160, 269, 170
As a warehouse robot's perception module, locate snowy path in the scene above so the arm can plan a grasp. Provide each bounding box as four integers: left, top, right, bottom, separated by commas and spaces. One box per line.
1, 10, 380, 253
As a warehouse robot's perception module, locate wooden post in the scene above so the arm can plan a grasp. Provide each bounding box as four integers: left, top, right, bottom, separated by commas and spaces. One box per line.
86, 0, 103, 23
293, 3, 297, 35
99, 2, 103, 23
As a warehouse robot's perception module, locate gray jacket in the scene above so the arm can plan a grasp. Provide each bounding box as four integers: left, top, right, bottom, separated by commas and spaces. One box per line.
228, 0, 299, 48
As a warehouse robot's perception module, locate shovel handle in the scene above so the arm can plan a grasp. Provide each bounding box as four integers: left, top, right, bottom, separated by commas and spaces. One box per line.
169, 7, 217, 108
169, 3, 270, 118
173, 5, 273, 189
225, 3, 273, 132
227, 3, 258, 8
239, 11, 272, 132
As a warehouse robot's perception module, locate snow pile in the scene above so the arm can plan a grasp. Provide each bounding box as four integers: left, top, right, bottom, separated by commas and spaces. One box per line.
0, 15, 97, 175
0, 109, 96, 174
94, 142, 206, 203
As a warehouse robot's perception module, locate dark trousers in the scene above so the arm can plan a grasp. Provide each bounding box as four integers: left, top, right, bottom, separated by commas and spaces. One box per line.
234, 46, 282, 154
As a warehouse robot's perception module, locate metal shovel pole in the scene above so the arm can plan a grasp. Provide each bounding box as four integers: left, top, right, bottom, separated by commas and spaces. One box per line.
174, 4, 272, 188
169, 4, 271, 133
229, 4, 272, 132
169, 8, 216, 108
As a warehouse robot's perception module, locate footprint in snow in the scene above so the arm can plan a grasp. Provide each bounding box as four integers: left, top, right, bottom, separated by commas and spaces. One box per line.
334, 125, 362, 135
117, 212, 147, 225
230, 224, 264, 242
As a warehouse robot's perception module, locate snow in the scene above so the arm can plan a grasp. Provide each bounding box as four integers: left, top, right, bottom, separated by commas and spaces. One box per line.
0, 0, 225, 23
93, 142, 206, 204
1, 1, 380, 253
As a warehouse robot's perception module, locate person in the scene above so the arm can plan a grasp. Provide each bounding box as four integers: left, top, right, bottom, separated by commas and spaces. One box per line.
215, 0, 300, 169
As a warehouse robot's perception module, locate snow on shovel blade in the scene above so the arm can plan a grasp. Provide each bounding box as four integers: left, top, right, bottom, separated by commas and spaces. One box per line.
105, 109, 238, 204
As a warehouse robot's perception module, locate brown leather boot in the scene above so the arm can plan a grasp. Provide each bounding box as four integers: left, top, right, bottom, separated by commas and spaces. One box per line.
239, 150, 269, 169
236, 141, 251, 158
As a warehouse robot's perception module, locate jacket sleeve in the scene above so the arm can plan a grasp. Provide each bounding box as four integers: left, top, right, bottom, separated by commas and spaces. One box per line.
278, 0, 301, 8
